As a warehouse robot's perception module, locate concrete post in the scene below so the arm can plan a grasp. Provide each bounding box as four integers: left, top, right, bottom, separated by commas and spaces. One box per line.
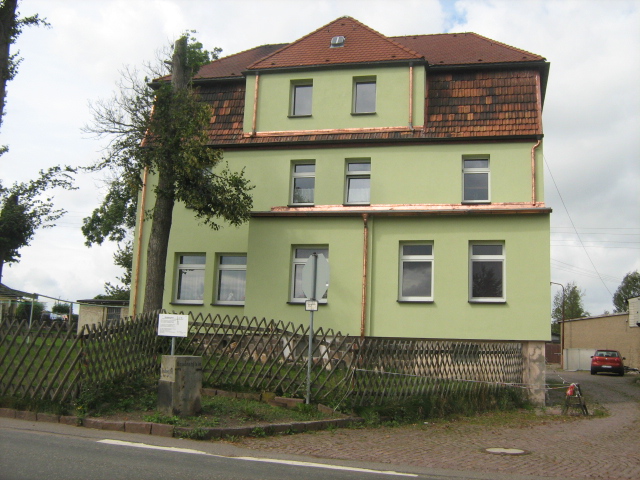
522, 341, 546, 406
158, 355, 202, 416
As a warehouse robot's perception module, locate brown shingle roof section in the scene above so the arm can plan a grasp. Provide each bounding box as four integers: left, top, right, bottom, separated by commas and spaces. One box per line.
197, 82, 246, 141
425, 70, 541, 137
248, 16, 423, 70
392, 33, 545, 66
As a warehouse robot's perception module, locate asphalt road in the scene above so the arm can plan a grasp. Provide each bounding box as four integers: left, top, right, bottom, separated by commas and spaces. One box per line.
0, 419, 454, 480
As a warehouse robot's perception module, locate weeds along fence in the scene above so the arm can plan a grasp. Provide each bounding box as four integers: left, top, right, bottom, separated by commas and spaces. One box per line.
1, 311, 527, 407
0, 312, 162, 403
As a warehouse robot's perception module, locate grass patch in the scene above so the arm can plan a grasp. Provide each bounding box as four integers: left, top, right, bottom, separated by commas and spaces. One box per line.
197, 395, 329, 427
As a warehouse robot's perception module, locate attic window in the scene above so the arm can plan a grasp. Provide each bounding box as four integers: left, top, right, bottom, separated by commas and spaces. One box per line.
330, 36, 345, 48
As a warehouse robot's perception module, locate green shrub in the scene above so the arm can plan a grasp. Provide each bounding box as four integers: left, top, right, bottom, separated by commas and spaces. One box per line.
351, 385, 528, 425
75, 373, 156, 417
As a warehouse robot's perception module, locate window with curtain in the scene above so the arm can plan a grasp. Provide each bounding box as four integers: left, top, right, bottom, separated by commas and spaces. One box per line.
345, 161, 370, 204
175, 254, 205, 303
216, 255, 246, 305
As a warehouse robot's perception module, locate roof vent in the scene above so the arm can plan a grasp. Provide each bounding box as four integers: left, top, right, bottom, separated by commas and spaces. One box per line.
330, 36, 345, 48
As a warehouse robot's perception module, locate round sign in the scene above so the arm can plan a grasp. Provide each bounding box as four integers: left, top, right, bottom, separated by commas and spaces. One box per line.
301, 253, 330, 300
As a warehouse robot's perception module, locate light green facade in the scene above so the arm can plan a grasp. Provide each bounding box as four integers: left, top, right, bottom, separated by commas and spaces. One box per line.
131, 60, 550, 344
183, 143, 542, 210
131, 140, 550, 342
244, 65, 425, 132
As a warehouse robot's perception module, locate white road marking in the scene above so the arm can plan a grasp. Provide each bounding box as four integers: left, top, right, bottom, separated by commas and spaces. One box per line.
98, 439, 418, 477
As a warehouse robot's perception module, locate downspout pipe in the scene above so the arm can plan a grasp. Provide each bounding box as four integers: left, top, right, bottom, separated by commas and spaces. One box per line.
251, 72, 260, 135
131, 167, 148, 317
360, 214, 369, 338
531, 139, 541, 205
408, 63, 414, 129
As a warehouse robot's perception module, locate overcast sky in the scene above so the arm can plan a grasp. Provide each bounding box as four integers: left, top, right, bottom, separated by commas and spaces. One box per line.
1, 0, 639, 315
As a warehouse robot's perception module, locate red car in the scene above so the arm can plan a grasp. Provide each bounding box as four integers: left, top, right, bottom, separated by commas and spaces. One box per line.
591, 349, 625, 376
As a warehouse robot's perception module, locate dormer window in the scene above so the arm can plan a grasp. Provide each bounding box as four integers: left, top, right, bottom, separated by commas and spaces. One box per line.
330, 36, 345, 48
290, 80, 313, 117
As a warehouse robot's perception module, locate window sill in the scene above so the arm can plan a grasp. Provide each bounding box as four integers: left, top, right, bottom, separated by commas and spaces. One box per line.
397, 300, 434, 304
170, 302, 204, 306
462, 200, 491, 205
288, 203, 315, 208
287, 301, 328, 306
351, 112, 376, 116
211, 303, 244, 307
468, 299, 506, 304
288, 114, 312, 118
343, 203, 370, 207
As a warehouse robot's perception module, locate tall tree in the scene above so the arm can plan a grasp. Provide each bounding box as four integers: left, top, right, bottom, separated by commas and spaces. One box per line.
612, 270, 640, 313
84, 34, 253, 312
93, 241, 132, 301
0, 166, 75, 280
0, 0, 48, 130
552, 281, 590, 322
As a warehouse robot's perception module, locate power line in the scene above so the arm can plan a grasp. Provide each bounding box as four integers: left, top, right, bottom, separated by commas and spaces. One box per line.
551, 258, 622, 283
544, 155, 613, 297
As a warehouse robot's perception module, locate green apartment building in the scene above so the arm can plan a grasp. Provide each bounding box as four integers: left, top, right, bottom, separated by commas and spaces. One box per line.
131, 17, 551, 400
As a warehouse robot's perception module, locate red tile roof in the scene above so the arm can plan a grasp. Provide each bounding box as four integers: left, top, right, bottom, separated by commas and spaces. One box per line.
392, 33, 545, 66
194, 44, 287, 80
192, 19, 546, 79
247, 17, 423, 70
184, 17, 547, 145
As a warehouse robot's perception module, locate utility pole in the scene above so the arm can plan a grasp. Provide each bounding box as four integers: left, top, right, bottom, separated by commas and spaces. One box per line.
551, 282, 565, 368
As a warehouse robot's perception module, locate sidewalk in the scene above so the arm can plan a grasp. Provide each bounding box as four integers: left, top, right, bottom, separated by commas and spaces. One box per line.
238, 370, 640, 479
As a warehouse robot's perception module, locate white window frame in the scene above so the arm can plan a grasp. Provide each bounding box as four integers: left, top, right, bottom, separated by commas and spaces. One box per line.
353, 77, 376, 114
469, 243, 505, 303
215, 254, 247, 306
344, 160, 371, 205
398, 243, 434, 302
290, 162, 315, 205
462, 157, 490, 203
290, 247, 329, 304
174, 254, 206, 304
290, 81, 313, 117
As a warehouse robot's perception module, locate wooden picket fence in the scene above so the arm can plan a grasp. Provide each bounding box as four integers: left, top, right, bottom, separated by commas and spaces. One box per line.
0, 311, 527, 406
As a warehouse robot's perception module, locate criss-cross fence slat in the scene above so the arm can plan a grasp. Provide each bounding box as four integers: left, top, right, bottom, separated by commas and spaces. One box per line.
175, 314, 356, 400
0, 318, 82, 402
79, 310, 163, 385
1, 312, 527, 407
347, 338, 525, 406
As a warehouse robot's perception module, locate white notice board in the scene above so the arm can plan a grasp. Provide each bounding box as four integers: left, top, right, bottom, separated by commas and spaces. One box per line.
158, 314, 189, 337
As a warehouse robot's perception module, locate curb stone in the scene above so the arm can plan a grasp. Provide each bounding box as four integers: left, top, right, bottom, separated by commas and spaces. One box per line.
125, 421, 153, 435
0, 407, 363, 440
36, 413, 60, 423
15, 410, 37, 421
0, 408, 16, 418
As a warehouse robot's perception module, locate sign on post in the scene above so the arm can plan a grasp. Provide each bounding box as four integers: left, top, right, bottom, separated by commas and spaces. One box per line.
300, 252, 330, 404
158, 314, 189, 356
158, 314, 189, 337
